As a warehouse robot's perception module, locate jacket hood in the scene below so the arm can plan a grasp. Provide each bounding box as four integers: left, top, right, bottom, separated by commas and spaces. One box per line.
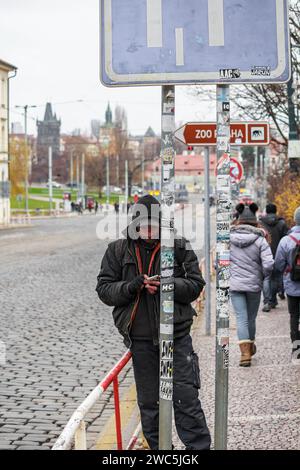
124, 194, 161, 240
230, 224, 265, 248
260, 214, 284, 227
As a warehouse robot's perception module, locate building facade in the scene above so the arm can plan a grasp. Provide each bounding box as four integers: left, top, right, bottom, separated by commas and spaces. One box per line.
0, 59, 17, 225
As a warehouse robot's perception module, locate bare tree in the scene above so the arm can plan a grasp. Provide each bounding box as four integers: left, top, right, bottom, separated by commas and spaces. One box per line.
191, 1, 300, 148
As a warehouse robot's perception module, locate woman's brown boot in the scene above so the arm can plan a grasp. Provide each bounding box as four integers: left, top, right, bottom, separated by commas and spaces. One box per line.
250, 341, 257, 356
239, 341, 252, 367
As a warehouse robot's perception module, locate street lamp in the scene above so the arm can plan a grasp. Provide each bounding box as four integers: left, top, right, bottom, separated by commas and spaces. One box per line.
15, 104, 37, 215
288, 44, 300, 172
101, 136, 111, 207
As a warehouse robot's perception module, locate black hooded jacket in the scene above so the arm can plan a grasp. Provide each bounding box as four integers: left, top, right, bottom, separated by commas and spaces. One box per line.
96, 195, 205, 348
259, 214, 289, 256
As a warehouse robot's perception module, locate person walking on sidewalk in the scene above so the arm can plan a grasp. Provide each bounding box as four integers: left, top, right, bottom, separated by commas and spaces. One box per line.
96, 195, 211, 450
260, 203, 289, 311
230, 203, 274, 367
275, 207, 300, 364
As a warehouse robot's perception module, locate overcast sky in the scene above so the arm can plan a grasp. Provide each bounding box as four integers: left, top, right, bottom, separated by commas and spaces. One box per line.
0, 0, 214, 136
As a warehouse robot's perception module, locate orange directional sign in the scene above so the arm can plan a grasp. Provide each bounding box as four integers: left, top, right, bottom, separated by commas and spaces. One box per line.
174, 122, 270, 146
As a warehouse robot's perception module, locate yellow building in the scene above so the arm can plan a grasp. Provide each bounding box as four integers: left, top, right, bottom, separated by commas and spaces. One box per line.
0, 59, 17, 225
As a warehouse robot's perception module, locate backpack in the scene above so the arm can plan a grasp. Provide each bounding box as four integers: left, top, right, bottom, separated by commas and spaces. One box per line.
289, 235, 300, 282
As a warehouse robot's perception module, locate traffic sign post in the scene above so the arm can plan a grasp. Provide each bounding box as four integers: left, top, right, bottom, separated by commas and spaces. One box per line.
215, 85, 231, 450
100, 0, 290, 86
159, 85, 175, 450
204, 147, 211, 337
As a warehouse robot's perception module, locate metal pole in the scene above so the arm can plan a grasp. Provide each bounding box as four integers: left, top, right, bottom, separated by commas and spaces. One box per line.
214, 84, 230, 450
264, 147, 269, 206
48, 146, 53, 214
142, 140, 145, 191
116, 154, 120, 187
70, 151, 73, 187
106, 153, 110, 206
254, 147, 258, 200
24, 105, 29, 215
76, 155, 79, 190
259, 149, 264, 209
81, 153, 85, 210
204, 146, 211, 336
159, 85, 175, 450
125, 160, 128, 213
287, 57, 299, 172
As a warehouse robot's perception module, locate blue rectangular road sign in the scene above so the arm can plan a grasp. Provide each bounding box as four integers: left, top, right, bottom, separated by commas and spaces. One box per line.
100, 0, 290, 86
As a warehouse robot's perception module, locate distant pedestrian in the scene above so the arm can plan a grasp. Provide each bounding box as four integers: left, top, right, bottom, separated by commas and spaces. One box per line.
95, 200, 99, 215
114, 202, 119, 214
260, 204, 289, 311
275, 207, 300, 364
87, 200, 93, 213
230, 203, 274, 367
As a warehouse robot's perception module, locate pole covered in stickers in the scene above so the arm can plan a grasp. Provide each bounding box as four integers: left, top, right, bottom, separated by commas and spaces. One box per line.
159, 85, 176, 450
215, 85, 231, 450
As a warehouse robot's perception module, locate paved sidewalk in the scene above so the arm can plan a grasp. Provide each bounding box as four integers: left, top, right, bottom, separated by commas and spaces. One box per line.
173, 295, 300, 450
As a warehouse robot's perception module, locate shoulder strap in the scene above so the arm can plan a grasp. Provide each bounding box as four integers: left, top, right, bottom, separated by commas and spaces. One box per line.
289, 235, 300, 245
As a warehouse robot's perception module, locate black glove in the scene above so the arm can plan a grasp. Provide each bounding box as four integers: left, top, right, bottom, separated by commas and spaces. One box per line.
127, 275, 145, 295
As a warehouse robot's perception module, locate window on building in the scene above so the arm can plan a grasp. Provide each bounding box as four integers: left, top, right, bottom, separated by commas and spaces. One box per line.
1, 79, 6, 108
1, 124, 6, 153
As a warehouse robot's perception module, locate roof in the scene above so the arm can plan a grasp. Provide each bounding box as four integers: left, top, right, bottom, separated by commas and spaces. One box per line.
146, 153, 217, 173
145, 126, 156, 138
0, 59, 17, 72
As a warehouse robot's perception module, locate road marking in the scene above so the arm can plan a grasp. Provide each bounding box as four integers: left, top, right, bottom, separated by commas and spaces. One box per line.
229, 413, 300, 423
208, 0, 225, 46
94, 383, 138, 450
175, 28, 184, 66
147, 0, 163, 48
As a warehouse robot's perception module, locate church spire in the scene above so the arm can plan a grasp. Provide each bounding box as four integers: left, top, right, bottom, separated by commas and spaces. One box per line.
44, 102, 54, 121
105, 102, 113, 127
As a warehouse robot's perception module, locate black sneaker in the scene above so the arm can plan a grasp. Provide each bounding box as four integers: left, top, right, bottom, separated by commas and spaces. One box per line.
278, 293, 285, 300
291, 348, 300, 365
262, 304, 271, 312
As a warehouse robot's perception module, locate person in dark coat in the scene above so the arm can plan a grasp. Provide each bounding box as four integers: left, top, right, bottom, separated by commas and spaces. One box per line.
96, 195, 211, 450
260, 203, 289, 311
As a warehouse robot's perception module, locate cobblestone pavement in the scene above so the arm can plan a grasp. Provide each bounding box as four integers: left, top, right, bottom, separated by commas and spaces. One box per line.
0, 213, 133, 450
173, 292, 300, 450
0, 203, 210, 450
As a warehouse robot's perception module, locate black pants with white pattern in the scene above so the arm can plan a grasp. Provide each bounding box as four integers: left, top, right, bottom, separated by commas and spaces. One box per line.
130, 334, 211, 450
287, 295, 300, 347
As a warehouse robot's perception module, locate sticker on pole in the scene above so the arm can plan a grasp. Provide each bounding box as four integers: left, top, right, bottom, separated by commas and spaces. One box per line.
100, 0, 290, 86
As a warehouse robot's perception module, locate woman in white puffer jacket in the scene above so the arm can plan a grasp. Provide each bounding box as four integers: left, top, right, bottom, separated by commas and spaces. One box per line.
230, 203, 274, 367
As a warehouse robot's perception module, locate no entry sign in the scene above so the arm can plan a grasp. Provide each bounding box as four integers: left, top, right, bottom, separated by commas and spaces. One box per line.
174, 122, 270, 146
215, 155, 244, 184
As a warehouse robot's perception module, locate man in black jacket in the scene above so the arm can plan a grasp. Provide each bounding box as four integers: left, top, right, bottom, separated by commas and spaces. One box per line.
96, 195, 211, 450
260, 203, 289, 310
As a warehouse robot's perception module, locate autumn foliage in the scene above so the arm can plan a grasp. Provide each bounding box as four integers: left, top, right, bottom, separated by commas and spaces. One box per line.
271, 172, 300, 227
9, 138, 28, 197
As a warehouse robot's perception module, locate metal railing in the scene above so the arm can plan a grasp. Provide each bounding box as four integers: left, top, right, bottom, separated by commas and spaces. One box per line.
52, 350, 132, 450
